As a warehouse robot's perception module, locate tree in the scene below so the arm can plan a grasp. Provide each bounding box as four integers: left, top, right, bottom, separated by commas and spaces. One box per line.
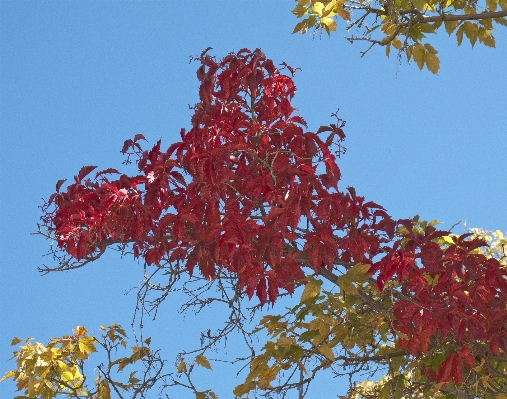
291, 0, 507, 73
3, 48, 507, 399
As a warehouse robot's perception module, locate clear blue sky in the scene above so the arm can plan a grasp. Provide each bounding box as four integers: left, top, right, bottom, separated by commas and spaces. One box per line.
1, 1, 506, 398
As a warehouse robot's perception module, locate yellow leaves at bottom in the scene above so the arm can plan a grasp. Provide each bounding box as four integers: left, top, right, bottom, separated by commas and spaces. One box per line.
407, 43, 440, 74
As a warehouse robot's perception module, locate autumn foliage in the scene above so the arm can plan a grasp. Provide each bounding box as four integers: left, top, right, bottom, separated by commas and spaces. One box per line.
35, 49, 507, 394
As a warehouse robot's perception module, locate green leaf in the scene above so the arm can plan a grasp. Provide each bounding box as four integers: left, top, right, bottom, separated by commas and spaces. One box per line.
195, 354, 212, 370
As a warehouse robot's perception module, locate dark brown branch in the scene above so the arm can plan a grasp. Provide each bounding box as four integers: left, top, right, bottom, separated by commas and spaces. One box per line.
416, 9, 507, 23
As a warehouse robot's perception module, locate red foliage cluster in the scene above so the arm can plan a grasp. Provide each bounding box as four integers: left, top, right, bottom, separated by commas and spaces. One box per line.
369, 221, 507, 384
42, 48, 394, 305
41, 48, 507, 385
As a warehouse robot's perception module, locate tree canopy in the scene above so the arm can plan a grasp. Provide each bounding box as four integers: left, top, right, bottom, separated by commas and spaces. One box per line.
291, 0, 507, 73
3, 48, 507, 399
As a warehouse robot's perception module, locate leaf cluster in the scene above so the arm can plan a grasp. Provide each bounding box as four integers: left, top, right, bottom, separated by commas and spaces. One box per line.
291, 0, 507, 73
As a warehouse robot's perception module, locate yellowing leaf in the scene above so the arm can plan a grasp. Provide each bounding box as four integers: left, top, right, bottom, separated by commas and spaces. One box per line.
463, 21, 479, 47
300, 275, 322, 302
486, 0, 498, 10
10, 337, 22, 346
425, 52, 440, 74
195, 354, 212, 370
456, 24, 465, 45
318, 343, 335, 361
177, 359, 187, 373
482, 33, 496, 47
392, 38, 403, 50
293, 19, 309, 34
292, 2, 309, 17
412, 44, 425, 70
335, 7, 350, 20
233, 382, 255, 396
97, 379, 111, 399
336, 263, 370, 294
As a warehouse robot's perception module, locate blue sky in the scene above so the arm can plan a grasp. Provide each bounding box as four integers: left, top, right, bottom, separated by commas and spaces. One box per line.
1, 1, 506, 398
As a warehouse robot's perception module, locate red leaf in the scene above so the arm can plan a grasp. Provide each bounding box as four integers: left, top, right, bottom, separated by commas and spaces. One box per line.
316, 125, 333, 134
76, 166, 98, 183
134, 133, 146, 142
76, 235, 89, 260
458, 345, 475, 370
256, 277, 267, 306
55, 179, 67, 192
95, 168, 120, 179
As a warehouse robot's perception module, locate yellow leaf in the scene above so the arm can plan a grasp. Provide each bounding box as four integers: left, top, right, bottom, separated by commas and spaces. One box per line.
300, 275, 322, 302
195, 354, 212, 370
0, 370, 16, 382
60, 371, 75, 382
321, 17, 337, 34
10, 337, 22, 346
78, 336, 96, 355
500, 0, 507, 10
74, 326, 87, 337
312, 2, 325, 16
